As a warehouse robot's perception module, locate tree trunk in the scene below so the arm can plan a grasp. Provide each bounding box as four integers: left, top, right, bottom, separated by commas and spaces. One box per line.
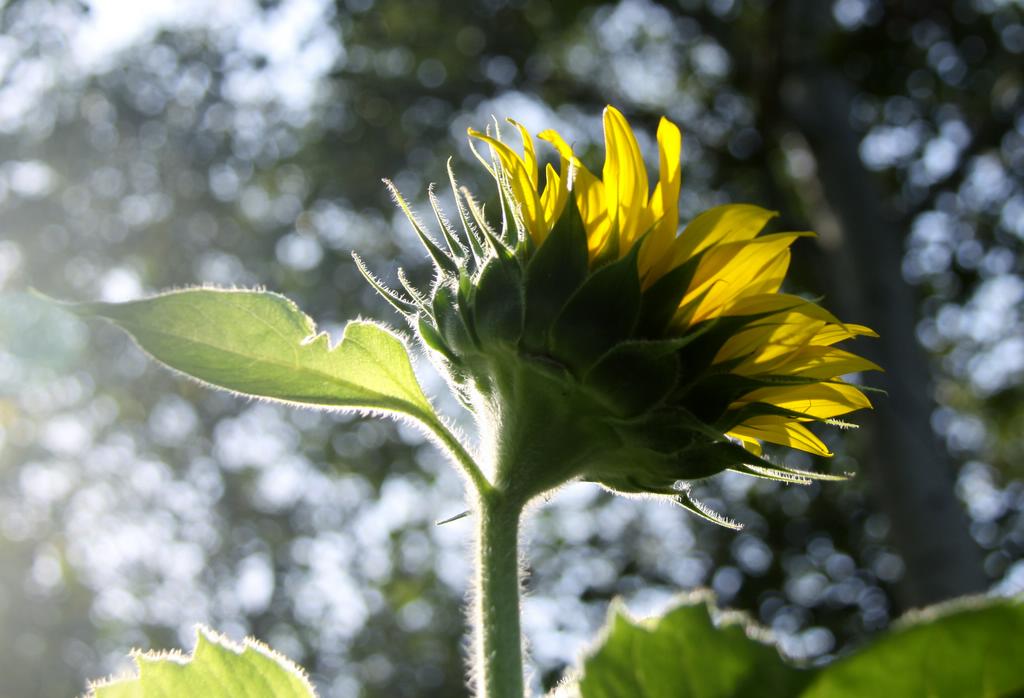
781, 57, 987, 605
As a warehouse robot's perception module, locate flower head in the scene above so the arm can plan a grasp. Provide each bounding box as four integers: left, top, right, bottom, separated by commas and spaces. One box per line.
358, 106, 879, 526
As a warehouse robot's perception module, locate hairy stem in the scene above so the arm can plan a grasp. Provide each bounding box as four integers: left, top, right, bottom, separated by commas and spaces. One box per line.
422, 414, 491, 496
475, 489, 525, 698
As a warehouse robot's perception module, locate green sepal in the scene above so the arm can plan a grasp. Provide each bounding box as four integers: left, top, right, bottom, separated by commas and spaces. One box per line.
447, 158, 486, 267
416, 228, 460, 277
654, 439, 761, 482
351, 253, 418, 317
522, 196, 589, 350
856, 384, 889, 397
674, 439, 782, 477
731, 461, 850, 483
396, 268, 432, 318
636, 250, 705, 337
431, 278, 475, 356
607, 405, 723, 454
462, 188, 509, 262
550, 241, 642, 371
581, 409, 723, 490
428, 184, 468, 262
384, 179, 460, 277
493, 167, 520, 248
729, 463, 820, 484
456, 270, 480, 344
472, 253, 524, 345
514, 223, 536, 262
585, 435, 801, 504
593, 452, 727, 493
584, 339, 682, 417
682, 438, 847, 484
582, 446, 731, 506
585, 470, 679, 497
417, 315, 459, 365
675, 486, 745, 529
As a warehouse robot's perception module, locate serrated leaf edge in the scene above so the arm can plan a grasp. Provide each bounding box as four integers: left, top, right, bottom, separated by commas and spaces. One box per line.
85, 623, 319, 698
56, 286, 436, 420
552, 589, 795, 697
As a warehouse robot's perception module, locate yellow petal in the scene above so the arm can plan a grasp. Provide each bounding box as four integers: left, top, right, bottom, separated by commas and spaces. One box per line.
715, 296, 839, 366
721, 293, 840, 322
655, 117, 682, 239
730, 416, 832, 456
693, 246, 792, 320
643, 181, 667, 245
727, 431, 764, 457
716, 295, 879, 371
670, 203, 777, 266
811, 323, 879, 345
738, 382, 873, 419
736, 247, 790, 296
468, 128, 544, 243
539, 162, 567, 236
758, 346, 882, 379
717, 313, 828, 366
640, 118, 683, 282
679, 233, 805, 324
643, 180, 670, 278
538, 128, 612, 257
537, 128, 576, 169
507, 118, 539, 188
603, 106, 649, 249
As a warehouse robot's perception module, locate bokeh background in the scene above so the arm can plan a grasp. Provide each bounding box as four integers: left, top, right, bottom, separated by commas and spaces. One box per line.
1, 0, 1022, 695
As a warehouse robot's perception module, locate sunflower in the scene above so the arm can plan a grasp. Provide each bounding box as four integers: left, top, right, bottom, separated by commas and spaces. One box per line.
359, 105, 879, 526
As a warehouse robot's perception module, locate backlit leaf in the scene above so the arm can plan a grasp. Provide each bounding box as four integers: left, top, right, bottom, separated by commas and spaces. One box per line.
801, 596, 1024, 698
67, 288, 438, 424
90, 625, 317, 698
563, 593, 1024, 698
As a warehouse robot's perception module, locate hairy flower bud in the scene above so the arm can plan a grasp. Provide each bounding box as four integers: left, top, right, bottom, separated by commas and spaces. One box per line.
358, 106, 879, 525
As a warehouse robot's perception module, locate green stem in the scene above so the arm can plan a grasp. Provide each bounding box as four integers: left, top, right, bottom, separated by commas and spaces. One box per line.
421, 414, 492, 495
475, 489, 525, 698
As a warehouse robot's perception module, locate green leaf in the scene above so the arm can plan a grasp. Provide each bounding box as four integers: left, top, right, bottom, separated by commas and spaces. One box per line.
572, 591, 808, 698
564, 594, 1024, 698
66, 288, 438, 424
800, 596, 1024, 698
90, 625, 317, 698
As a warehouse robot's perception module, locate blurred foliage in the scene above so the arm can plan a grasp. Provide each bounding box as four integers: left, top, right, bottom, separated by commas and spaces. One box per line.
0, 0, 1022, 696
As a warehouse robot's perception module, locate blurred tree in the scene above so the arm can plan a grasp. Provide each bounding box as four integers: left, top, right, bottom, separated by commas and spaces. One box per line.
777, 0, 988, 604
1, 0, 1022, 696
